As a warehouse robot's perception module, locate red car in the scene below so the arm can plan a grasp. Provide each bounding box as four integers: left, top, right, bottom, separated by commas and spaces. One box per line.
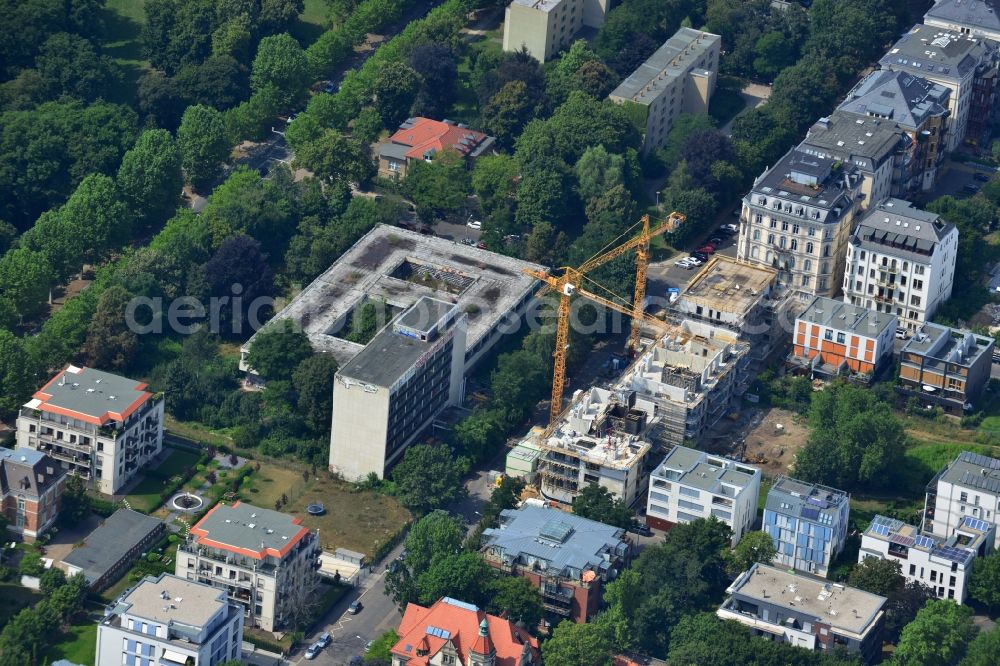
698, 244, 716, 255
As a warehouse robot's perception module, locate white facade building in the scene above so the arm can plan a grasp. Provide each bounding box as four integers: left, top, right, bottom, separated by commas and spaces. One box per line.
96, 573, 243, 666
646, 445, 761, 544
843, 198, 957, 330
502, 0, 610, 62
860, 514, 994, 604
16, 365, 164, 495
924, 450, 1000, 550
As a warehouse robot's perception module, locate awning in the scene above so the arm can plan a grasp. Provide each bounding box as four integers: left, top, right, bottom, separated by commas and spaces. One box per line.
161, 649, 190, 665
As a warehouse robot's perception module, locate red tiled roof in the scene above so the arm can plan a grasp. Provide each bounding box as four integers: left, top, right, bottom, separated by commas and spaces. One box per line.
391, 598, 538, 666
386, 118, 491, 160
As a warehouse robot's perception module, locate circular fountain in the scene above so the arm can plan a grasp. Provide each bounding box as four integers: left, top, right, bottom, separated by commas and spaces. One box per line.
171, 492, 204, 512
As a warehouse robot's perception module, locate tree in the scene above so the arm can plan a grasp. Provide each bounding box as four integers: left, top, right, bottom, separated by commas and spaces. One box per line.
403, 511, 465, 575
373, 61, 421, 128
0, 329, 36, 417
894, 600, 977, 666
117, 129, 184, 224
175, 55, 249, 111
403, 150, 471, 223
251, 33, 311, 106
472, 155, 519, 216
61, 173, 133, 258
488, 575, 543, 628
481, 81, 538, 149
968, 551, 1000, 612
39, 568, 66, 595
572, 484, 635, 529
364, 630, 399, 664
292, 354, 339, 434
84, 285, 139, 371
848, 557, 903, 597
392, 444, 469, 514
575, 145, 627, 202
177, 104, 230, 189
794, 382, 906, 491
416, 552, 493, 606
34, 32, 118, 102
0, 248, 53, 322
961, 626, 1000, 666
294, 130, 375, 186
137, 71, 189, 131
204, 234, 276, 337
18, 551, 45, 576
542, 620, 613, 666
728, 531, 777, 575
247, 320, 313, 382
409, 43, 458, 118
884, 581, 937, 644
753, 31, 797, 79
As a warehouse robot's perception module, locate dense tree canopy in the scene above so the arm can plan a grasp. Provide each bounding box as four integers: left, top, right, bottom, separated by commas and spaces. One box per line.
572, 484, 635, 529
247, 320, 314, 382
893, 600, 977, 666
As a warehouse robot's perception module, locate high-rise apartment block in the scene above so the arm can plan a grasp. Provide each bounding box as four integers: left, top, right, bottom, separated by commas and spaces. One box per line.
16, 365, 164, 495
843, 199, 957, 329
96, 573, 244, 666
178, 502, 321, 632
609, 28, 721, 153
764, 476, 851, 577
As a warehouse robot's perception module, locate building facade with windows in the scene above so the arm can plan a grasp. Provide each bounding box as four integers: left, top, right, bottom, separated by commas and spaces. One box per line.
645, 445, 761, 544
329, 297, 466, 482
480, 505, 630, 623
95, 573, 243, 666
0, 447, 65, 541
842, 199, 957, 330
502, 0, 609, 62
608, 28, 721, 153
718, 564, 886, 663
177, 502, 321, 632
880, 24, 997, 151
763, 476, 851, 578
898, 323, 994, 414
859, 514, 993, 604
924, 450, 1000, 549
16, 365, 164, 495
737, 148, 863, 297
838, 69, 951, 192
789, 296, 897, 382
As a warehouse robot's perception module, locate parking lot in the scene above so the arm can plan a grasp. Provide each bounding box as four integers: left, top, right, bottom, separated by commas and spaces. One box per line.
647, 217, 740, 300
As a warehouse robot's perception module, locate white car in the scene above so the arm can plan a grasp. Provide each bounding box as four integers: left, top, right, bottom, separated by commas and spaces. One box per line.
675, 257, 693, 268
304, 643, 321, 660
686, 256, 703, 267
467, 219, 482, 230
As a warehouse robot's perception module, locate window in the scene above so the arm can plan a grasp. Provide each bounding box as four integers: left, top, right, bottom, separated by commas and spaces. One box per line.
910, 564, 916, 575
767, 233, 775, 245
753, 229, 761, 241
791, 239, 798, 251
836, 332, 845, 344
806, 242, 814, 254
792, 224, 800, 234
913, 279, 923, 290
824, 329, 833, 341
679, 486, 700, 498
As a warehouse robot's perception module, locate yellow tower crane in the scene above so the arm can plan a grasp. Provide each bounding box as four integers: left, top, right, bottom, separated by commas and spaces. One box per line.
523, 211, 687, 424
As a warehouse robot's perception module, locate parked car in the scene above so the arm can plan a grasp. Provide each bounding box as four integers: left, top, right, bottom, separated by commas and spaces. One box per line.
723, 223, 739, 233
675, 257, 693, 268
628, 523, 653, 537
349, 600, 363, 614
461, 237, 475, 246
709, 236, 724, 245
476, 241, 487, 249
467, 217, 482, 229
895, 327, 908, 340
691, 251, 708, 262
323, 81, 337, 93
698, 244, 716, 255
305, 643, 321, 660
974, 172, 992, 182
317, 633, 332, 648
687, 256, 704, 266
963, 184, 980, 194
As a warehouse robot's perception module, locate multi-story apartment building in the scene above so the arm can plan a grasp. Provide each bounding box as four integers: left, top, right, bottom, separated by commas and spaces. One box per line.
16, 365, 164, 495
798, 111, 906, 211
789, 296, 897, 383
178, 501, 322, 632
391, 597, 539, 666
536, 387, 654, 507
880, 25, 997, 151
843, 199, 957, 329
737, 148, 863, 297
924, 450, 1000, 549
96, 573, 243, 666
377, 118, 495, 179
0, 447, 65, 541
480, 505, 630, 623
502, 0, 609, 62
839, 70, 951, 192
609, 28, 721, 153
925, 0, 1000, 47
645, 445, 761, 544
669, 256, 793, 367
898, 323, 994, 414
620, 332, 750, 445
860, 513, 994, 604
764, 476, 851, 578
718, 563, 886, 663
329, 296, 466, 481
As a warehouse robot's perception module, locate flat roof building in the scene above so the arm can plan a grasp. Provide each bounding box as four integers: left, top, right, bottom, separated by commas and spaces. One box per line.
764, 476, 851, 578
789, 295, 897, 382
609, 28, 721, 153
646, 445, 761, 544
481, 505, 630, 622
502, 0, 610, 62
329, 296, 466, 481
924, 451, 1000, 549
62, 508, 165, 591
737, 148, 863, 297
178, 501, 321, 631
718, 563, 886, 662
898, 322, 994, 413
17, 365, 165, 494
860, 513, 993, 604
844, 199, 957, 330
96, 573, 243, 666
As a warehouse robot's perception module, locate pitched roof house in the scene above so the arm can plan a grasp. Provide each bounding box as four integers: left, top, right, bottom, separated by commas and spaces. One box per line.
378, 118, 495, 178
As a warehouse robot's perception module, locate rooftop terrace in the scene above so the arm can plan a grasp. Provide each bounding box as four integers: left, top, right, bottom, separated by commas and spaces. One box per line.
799, 296, 896, 340
864, 514, 990, 566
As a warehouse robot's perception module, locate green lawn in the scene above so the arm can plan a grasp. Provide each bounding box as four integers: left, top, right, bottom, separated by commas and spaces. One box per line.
292, 0, 332, 47
0, 583, 40, 627
124, 446, 204, 513
102, 0, 150, 107
43, 619, 98, 665
165, 415, 236, 449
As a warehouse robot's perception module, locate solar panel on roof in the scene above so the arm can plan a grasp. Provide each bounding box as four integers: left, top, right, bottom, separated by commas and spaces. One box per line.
914, 535, 936, 549
870, 523, 891, 537
961, 516, 991, 532
801, 507, 820, 521
934, 546, 972, 564
889, 534, 915, 547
